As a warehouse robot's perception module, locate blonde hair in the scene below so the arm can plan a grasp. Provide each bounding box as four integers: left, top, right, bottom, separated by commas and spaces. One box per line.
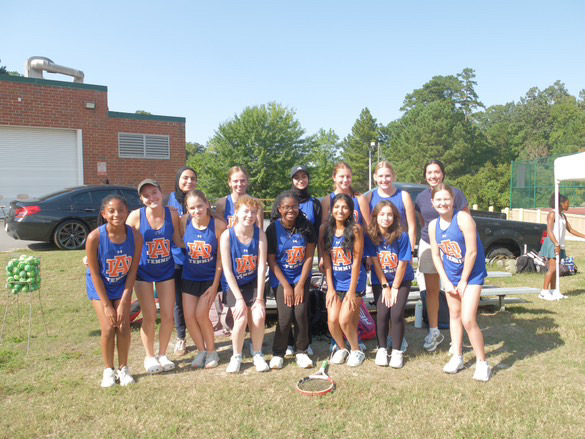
373, 161, 395, 179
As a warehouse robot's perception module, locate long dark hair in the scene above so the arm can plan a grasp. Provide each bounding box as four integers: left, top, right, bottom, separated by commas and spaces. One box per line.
271, 190, 313, 240
367, 200, 402, 246
98, 194, 129, 226
324, 193, 355, 253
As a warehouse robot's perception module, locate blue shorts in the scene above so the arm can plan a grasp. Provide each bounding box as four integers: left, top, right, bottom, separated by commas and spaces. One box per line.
86, 272, 125, 301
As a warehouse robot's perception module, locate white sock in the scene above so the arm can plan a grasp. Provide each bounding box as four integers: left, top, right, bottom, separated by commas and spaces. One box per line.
477, 360, 488, 366
430, 327, 440, 335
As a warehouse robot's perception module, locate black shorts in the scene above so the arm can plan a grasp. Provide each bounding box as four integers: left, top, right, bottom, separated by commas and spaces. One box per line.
223, 282, 258, 307
182, 279, 214, 297
336, 290, 366, 300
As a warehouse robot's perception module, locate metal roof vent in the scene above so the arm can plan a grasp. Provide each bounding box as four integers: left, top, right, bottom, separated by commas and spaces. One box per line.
25, 56, 85, 83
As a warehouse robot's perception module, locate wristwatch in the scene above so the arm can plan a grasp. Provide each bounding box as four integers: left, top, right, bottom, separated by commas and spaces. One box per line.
382, 283, 389, 289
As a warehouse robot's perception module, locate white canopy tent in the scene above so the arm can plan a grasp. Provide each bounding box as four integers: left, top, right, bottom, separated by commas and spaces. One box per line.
553, 152, 585, 292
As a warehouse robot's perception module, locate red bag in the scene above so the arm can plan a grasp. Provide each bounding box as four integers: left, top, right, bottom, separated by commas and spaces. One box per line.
357, 301, 376, 340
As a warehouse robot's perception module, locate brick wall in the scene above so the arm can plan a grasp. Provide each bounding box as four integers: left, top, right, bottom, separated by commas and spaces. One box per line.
0, 77, 185, 194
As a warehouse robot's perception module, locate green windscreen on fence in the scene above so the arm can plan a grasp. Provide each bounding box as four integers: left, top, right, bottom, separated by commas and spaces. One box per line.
511, 156, 585, 208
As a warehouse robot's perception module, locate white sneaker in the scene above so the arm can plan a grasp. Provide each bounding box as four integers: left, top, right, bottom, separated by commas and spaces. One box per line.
270, 356, 284, 369
375, 347, 389, 366
307, 345, 314, 356
386, 336, 408, 352
347, 350, 366, 367
253, 353, 270, 372
158, 355, 175, 371
191, 351, 207, 369
473, 361, 491, 382
296, 353, 314, 369
174, 338, 187, 355
330, 348, 349, 364
538, 290, 556, 301
205, 351, 219, 369
117, 366, 135, 386
423, 331, 444, 352
226, 354, 242, 373
144, 356, 163, 374
443, 355, 464, 374
389, 349, 403, 369
285, 345, 295, 357
550, 290, 567, 300
100, 368, 116, 388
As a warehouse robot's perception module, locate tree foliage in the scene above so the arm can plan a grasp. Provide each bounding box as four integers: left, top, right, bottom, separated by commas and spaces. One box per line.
341, 108, 380, 193
188, 103, 309, 200
185, 69, 585, 209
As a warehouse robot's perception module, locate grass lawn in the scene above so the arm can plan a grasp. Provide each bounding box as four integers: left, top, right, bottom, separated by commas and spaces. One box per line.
1, 242, 585, 438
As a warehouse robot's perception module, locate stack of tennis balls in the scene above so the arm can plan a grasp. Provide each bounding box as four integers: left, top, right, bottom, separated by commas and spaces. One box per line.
5, 255, 41, 295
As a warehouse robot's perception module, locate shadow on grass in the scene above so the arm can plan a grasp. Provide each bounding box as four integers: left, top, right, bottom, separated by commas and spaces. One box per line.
27, 242, 60, 252
565, 288, 585, 297
482, 307, 563, 376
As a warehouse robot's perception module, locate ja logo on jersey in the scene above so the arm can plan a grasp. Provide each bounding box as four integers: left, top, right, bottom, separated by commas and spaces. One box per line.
285, 246, 305, 266
378, 251, 398, 270
146, 237, 171, 259
331, 248, 352, 267
106, 255, 132, 278
188, 241, 213, 259
236, 255, 257, 275
438, 240, 462, 259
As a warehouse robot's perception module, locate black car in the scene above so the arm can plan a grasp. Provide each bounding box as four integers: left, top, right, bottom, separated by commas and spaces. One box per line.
5, 185, 143, 250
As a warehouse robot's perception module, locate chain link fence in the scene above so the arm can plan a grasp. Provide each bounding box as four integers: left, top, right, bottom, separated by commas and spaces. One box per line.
510, 156, 585, 208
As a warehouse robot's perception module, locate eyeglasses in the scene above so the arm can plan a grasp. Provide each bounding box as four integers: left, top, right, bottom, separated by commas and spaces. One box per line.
279, 205, 299, 211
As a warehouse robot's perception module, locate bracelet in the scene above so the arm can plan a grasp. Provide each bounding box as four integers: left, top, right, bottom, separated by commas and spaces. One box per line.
392, 285, 399, 290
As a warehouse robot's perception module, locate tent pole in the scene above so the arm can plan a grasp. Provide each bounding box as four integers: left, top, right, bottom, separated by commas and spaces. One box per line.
554, 178, 560, 295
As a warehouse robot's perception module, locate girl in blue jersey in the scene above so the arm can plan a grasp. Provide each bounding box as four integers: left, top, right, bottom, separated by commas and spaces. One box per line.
216, 166, 264, 229
289, 165, 322, 233
127, 179, 183, 374
365, 201, 414, 368
166, 166, 197, 356
428, 184, 490, 382
368, 161, 416, 250
181, 190, 226, 369
86, 195, 142, 387
219, 195, 269, 373
320, 193, 367, 367
321, 162, 371, 227
416, 159, 469, 352
267, 191, 317, 369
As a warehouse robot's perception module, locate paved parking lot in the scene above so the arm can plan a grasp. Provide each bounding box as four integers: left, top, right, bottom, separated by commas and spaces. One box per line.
0, 227, 54, 252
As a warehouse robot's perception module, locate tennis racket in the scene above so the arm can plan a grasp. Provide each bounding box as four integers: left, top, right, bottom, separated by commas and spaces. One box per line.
296, 360, 335, 396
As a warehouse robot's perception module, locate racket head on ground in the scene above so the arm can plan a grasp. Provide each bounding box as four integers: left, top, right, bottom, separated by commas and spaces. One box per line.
296, 360, 335, 396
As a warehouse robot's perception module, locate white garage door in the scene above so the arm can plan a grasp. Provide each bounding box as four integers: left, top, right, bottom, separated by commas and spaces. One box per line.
0, 126, 83, 203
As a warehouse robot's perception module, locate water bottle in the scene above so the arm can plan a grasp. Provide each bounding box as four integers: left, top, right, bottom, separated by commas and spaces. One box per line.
414, 300, 423, 328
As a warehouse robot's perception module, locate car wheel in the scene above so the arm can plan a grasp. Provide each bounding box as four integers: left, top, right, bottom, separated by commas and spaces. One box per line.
486, 247, 514, 264
53, 220, 89, 250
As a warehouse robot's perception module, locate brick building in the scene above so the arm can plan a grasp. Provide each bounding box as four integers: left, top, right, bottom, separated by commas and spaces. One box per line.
0, 75, 185, 202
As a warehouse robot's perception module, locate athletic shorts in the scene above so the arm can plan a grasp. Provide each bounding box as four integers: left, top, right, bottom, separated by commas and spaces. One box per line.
223, 281, 258, 307
418, 239, 438, 274
136, 273, 175, 283
86, 272, 125, 301
182, 279, 214, 297
336, 290, 366, 300
539, 237, 566, 260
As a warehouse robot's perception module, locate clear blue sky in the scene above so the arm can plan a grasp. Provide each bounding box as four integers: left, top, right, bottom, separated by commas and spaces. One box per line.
3, 0, 584, 144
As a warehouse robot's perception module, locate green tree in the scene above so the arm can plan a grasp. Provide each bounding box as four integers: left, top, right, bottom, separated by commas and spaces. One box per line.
453, 162, 511, 210
341, 108, 380, 192
198, 102, 309, 200
305, 129, 340, 197
0, 60, 6, 75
